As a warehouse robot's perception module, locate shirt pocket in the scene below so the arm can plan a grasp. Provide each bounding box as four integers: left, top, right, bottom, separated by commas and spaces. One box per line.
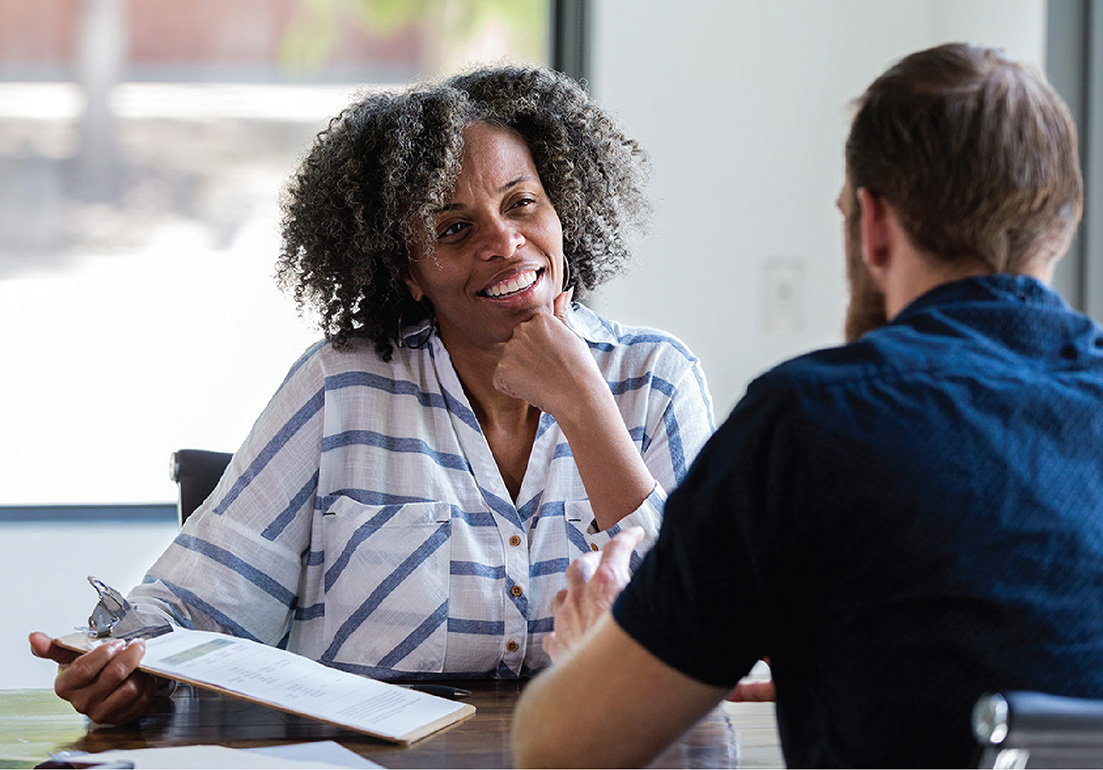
563, 500, 596, 550
320, 497, 452, 675
532, 500, 595, 567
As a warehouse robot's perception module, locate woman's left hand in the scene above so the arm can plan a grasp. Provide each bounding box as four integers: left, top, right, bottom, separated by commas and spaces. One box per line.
493, 288, 605, 419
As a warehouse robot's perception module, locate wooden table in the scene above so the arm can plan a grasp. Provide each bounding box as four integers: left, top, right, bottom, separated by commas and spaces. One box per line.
0, 683, 783, 768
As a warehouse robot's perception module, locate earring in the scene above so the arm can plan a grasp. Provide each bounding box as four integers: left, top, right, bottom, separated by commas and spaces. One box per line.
396, 300, 435, 349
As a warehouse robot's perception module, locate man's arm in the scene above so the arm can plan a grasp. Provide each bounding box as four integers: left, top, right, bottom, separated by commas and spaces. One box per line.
513, 528, 730, 768
513, 612, 728, 768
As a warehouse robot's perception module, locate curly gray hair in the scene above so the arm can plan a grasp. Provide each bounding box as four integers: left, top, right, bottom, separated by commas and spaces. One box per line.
276, 65, 650, 360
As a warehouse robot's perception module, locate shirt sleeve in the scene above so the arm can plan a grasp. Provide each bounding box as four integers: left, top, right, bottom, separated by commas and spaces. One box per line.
586, 353, 715, 560
127, 345, 327, 644
611, 381, 795, 686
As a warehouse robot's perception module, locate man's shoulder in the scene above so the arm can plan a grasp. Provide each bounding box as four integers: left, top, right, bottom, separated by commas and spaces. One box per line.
747, 307, 1004, 400
747, 333, 912, 399
751, 277, 1103, 401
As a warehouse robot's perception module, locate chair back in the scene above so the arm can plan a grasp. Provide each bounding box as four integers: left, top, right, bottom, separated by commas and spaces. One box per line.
974, 690, 1103, 768
169, 448, 233, 527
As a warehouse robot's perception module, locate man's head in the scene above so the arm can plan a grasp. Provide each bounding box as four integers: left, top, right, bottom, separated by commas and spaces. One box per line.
842, 43, 1083, 341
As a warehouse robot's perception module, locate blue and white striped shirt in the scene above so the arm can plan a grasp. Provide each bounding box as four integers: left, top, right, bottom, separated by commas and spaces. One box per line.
131, 305, 714, 679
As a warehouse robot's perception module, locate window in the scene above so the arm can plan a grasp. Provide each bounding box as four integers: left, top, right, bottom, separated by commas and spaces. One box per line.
0, 0, 553, 505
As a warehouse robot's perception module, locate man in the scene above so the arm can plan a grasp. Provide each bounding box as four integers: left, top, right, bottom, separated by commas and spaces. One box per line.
512, 43, 1103, 768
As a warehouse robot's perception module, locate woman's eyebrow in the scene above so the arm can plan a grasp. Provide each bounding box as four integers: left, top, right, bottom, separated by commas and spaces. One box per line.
498, 175, 536, 193
434, 176, 538, 214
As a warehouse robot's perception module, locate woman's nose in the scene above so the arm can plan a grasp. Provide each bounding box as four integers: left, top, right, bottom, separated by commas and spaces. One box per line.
476, 220, 525, 259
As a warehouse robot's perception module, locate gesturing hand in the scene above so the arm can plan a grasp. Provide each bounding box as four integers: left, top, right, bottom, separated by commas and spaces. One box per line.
493, 288, 603, 417
544, 526, 646, 663
725, 678, 777, 702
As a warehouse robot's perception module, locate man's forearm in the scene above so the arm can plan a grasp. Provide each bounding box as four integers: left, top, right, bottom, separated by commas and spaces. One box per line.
513, 614, 727, 768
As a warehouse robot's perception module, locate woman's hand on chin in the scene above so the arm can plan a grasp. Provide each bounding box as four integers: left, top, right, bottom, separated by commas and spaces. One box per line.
493, 288, 603, 418
497, 288, 657, 529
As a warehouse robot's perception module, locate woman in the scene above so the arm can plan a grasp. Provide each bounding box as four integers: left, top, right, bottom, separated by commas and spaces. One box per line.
30, 65, 714, 724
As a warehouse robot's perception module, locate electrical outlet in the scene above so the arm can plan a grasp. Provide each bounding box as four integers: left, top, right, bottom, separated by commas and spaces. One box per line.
763, 259, 805, 334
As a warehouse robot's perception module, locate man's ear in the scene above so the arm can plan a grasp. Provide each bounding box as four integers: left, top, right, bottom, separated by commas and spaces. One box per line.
857, 187, 893, 277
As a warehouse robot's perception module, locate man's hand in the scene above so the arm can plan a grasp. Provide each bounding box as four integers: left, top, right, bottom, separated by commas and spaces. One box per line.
544, 526, 646, 662
725, 658, 776, 702
29, 631, 156, 724
726, 679, 776, 702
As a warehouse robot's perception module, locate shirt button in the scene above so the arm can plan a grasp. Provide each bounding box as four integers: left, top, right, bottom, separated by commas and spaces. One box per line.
506, 640, 519, 653
510, 585, 524, 598
509, 535, 522, 547
590, 543, 599, 552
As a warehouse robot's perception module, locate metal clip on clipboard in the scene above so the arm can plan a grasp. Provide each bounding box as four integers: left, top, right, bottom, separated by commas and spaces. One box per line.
77, 576, 173, 641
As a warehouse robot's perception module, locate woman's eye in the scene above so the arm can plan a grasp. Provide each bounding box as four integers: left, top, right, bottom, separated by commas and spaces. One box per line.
439, 221, 469, 238
510, 197, 536, 211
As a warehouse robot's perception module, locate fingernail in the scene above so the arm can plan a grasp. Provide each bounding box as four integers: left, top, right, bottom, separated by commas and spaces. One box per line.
107, 640, 125, 653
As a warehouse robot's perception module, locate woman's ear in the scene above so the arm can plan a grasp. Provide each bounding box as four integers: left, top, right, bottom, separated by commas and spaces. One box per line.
402, 271, 424, 303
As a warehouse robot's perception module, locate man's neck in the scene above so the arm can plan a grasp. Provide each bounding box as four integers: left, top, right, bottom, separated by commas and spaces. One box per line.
882, 251, 1050, 321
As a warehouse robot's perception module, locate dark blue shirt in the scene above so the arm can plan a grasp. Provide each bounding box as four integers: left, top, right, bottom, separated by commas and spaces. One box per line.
614, 275, 1103, 767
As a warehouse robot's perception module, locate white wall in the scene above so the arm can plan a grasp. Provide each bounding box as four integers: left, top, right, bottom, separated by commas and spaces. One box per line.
2, 521, 178, 689
589, 0, 1047, 418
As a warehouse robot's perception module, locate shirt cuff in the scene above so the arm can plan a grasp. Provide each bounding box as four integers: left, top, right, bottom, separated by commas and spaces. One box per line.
583, 483, 666, 552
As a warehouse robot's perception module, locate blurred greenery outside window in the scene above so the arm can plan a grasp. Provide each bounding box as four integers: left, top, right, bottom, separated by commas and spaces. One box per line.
0, 0, 551, 506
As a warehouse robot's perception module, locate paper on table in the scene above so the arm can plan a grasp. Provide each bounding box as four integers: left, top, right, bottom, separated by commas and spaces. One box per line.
48, 744, 355, 769
246, 740, 382, 768
56, 628, 474, 744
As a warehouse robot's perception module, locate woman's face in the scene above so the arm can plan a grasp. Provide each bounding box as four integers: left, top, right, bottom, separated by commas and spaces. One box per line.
404, 122, 566, 352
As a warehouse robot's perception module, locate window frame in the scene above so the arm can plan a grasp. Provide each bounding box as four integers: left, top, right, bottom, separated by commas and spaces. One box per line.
1047, 0, 1103, 322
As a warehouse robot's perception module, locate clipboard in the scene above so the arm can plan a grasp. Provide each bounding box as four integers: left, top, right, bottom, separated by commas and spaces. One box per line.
56, 577, 475, 745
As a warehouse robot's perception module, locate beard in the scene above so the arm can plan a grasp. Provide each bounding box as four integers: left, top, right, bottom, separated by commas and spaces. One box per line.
843, 209, 888, 343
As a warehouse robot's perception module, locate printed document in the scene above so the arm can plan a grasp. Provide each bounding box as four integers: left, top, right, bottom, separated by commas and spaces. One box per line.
57, 629, 474, 744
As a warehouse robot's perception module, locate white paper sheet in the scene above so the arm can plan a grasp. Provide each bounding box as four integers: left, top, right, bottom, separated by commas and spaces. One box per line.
246, 740, 382, 768
58, 629, 474, 743
50, 744, 355, 769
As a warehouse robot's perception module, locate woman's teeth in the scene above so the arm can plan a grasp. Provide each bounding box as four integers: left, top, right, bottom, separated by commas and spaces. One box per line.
484, 270, 538, 298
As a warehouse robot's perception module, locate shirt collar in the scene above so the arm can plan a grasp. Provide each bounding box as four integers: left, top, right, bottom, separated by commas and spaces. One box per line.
895, 274, 1068, 324
563, 302, 619, 346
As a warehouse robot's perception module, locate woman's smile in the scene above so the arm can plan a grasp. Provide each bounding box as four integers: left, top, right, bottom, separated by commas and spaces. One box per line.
480, 268, 545, 300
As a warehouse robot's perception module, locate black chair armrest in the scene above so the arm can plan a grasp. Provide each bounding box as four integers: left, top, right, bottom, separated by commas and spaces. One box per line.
975, 691, 1103, 769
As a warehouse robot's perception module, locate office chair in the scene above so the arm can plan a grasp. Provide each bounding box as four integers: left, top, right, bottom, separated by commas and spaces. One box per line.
974, 690, 1103, 769
169, 448, 233, 527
